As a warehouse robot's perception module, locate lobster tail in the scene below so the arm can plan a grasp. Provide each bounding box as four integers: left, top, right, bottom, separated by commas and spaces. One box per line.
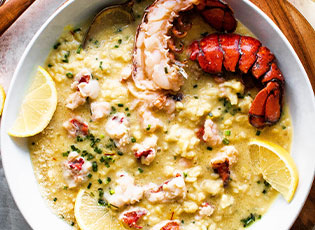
188, 33, 285, 128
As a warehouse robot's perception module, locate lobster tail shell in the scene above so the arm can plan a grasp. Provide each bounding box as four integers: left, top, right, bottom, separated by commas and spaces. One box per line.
188, 33, 285, 128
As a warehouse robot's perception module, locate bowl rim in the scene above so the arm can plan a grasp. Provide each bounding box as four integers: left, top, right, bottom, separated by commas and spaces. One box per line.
1, 0, 315, 229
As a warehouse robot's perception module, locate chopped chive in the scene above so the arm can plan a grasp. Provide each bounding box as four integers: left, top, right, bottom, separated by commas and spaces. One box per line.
222, 138, 229, 145
194, 96, 198, 99
116, 28, 122, 33
47, 64, 53, 68
66, 72, 73, 79
146, 124, 151, 131
62, 151, 70, 157
87, 182, 92, 189
109, 189, 115, 195
87, 154, 94, 160
106, 177, 111, 184
117, 151, 124, 156
138, 168, 144, 173
98, 188, 104, 197
71, 222, 75, 226
118, 103, 124, 107
201, 32, 209, 37
125, 107, 129, 111
73, 28, 81, 33
99, 61, 103, 70
256, 130, 261, 136
193, 84, 198, 88
164, 67, 168, 74
131, 137, 136, 143
76, 44, 82, 54
100, 134, 105, 138
282, 125, 287, 130
53, 42, 61, 49
118, 39, 122, 44
114, 45, 119, 48
127, 113, 131, 117
98, 179, 103, 184
62, 51, 70, 63
87, 173, 92, 179
224, 130, 231, 136
183, 172, 188, 178
207, 146, 213, 151
111, 106, 116, 112
53, 197, 57, 202
92, 161, 98, 172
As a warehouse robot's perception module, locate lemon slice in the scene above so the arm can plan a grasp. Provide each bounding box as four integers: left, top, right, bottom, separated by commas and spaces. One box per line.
249, 139, 298, 202
0, 84, 6, 116
75, 189, 123, 230
8, 66, 57, 137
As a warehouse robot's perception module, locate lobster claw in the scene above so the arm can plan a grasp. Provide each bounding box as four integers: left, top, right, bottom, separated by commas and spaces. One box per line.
249, 81, 282, 128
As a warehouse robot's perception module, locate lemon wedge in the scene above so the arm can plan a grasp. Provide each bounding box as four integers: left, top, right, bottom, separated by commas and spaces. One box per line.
75, 189, 123, 230
249, 139, 298, 202
0, 84, 6, 116
8, 66, 57, 137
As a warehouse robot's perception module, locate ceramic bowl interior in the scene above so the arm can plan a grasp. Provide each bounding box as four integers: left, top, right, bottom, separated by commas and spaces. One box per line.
1, 0, 315, 229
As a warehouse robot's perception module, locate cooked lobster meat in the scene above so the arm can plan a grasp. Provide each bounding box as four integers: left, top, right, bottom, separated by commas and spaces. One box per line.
188, 34, 284, 128
131, 0, 236, 111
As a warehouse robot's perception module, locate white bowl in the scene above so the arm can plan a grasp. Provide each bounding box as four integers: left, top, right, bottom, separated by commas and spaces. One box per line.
1, 0, 315, 229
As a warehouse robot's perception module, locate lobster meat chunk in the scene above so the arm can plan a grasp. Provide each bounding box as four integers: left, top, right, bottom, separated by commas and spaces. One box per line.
188, 34, 285, 128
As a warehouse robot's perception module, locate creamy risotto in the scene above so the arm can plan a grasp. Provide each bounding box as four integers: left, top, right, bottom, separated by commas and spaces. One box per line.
29, 0, 292, 229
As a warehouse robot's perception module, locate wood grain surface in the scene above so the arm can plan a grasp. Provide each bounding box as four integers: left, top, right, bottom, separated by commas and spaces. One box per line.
0, 0, 36, 36
249, 1, 315, 229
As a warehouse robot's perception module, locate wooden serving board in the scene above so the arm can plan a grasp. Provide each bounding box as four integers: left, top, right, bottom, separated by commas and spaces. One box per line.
249, 1, 315, 229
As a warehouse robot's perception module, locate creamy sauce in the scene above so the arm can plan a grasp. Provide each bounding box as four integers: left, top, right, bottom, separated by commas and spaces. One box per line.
29, 0, 292, 229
